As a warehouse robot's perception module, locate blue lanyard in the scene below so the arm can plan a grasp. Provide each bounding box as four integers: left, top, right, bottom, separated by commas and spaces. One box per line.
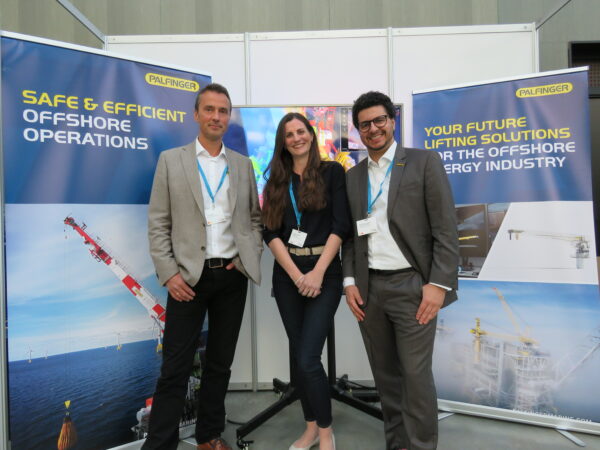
197, 160, 228, 205
367, 161, 393, 215
289, 180, 302, 229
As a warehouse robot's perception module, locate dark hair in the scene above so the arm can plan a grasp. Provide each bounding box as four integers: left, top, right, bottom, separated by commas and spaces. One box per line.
195, 83, 232, 112
351, 91, 395, 128
262, 113, 326, 230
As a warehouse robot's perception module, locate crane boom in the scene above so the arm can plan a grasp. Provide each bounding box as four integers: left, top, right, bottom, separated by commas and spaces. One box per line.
492, 288, 522, 335
507, 228, 590, 269
508, 229, 587, 242
554, 327, 600, 387
491, 288, 538, 346
64, 216, 165, 333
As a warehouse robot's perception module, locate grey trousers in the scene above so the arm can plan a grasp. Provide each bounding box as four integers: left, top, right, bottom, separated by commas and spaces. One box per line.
359, 269, 438, 450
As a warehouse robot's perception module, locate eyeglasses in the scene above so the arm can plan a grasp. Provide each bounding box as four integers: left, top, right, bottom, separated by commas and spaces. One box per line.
358, 114, 389, 132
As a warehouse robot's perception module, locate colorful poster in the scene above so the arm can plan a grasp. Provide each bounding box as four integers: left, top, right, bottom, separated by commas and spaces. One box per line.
223, 105, 402, 196
413, 69, 600, 426
1, 35, 210, 449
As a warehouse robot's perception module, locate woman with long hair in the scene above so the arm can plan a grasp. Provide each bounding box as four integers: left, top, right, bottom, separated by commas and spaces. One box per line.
263, 112, 351, 450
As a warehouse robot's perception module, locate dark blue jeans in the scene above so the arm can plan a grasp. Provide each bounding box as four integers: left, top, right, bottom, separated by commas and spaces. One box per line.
272, 254, 342, 428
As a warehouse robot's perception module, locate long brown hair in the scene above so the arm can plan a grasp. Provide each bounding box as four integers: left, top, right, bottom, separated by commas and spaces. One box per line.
262, 112, 326, 230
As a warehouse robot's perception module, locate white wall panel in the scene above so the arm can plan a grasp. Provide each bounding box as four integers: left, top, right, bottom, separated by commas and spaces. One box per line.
392, 25, 536, 144
248, 32, 388, 105
254, 251, 290, 384
334, 298, 373, 381
107, 36, 246, 104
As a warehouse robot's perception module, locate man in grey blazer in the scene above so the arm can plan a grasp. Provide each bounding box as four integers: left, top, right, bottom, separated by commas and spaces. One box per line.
143, 83, 262, 450
343, 91, 458, 450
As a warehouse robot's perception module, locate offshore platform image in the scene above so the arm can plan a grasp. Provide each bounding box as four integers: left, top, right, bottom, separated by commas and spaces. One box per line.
466, 287, 600, 414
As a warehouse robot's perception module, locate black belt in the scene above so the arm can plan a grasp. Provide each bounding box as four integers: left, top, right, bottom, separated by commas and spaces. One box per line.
368, 267, 414, 275
204, 257, 232, 269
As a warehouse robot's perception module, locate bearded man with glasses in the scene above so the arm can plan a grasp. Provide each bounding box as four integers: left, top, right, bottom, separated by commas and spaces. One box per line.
342, 91, 459, 450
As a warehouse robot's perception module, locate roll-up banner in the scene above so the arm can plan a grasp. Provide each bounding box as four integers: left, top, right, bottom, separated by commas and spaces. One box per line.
1, 33, 211, 449
413, 68, 600, 433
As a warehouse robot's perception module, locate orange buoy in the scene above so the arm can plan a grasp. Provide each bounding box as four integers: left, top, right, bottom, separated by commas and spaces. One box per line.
57, 400, 77, 450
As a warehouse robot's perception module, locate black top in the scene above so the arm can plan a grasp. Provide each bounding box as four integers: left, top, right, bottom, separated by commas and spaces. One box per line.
263, 161, 352, 248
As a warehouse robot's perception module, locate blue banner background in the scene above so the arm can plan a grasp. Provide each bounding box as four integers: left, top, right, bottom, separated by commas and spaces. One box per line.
2, 37, 210, 204
413, 71, 600, 425
2, 36, 210, 449
413, 71, 592, 204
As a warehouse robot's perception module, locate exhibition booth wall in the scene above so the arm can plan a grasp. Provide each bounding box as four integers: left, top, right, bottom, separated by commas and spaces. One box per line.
106, 23, 538, 389
105, 23, 600, 440
3, 23, 598, 450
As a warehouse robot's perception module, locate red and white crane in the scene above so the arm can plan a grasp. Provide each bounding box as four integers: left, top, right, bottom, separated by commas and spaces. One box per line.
64, 216, 165, 350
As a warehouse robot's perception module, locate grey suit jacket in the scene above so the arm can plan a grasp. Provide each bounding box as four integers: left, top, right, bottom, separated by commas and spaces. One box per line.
342, 145, 458, 307
148, 141, 263, 287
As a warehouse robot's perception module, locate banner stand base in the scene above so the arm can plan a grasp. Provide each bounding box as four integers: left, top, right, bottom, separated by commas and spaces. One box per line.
438, 399, 600, 437
556, 429, 586, 447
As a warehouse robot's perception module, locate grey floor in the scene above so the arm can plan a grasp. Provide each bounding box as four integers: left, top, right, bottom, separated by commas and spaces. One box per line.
170, 391, 600, 450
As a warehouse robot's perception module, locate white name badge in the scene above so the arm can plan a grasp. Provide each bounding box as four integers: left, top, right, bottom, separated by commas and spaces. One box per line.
205, 206, 226, 225
288, 229, 308, 247
356, 217, 377, 236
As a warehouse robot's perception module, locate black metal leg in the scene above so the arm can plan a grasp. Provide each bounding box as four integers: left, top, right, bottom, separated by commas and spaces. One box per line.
236, 378, 300, 449
236, 343, 301, 449
330, 377, 383, 420
327, 324, 383, 420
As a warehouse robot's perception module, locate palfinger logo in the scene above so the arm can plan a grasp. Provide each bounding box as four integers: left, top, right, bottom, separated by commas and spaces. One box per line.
516, 82, 573, 98
145, 73, 200, 92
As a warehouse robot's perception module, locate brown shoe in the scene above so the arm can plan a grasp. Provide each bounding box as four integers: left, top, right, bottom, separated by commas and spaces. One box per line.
197, 437, 232, 450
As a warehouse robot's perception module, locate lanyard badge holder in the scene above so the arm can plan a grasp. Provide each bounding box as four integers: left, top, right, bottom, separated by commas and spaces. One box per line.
288, 181, 308, 247
198, 160, 228, 225
356, 162, 393, 236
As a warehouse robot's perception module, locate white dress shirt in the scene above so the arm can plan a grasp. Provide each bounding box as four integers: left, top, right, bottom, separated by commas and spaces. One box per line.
196, 139, 237, 259
344, 142, 450, 291
364, 142, 411, 270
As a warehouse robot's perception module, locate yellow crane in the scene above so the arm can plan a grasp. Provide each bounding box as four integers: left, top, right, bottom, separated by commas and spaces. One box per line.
469, 288, 538, 363
492, 288, 537, 346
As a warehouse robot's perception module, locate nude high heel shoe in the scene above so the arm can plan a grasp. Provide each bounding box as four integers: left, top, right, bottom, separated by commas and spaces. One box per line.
289, 436, 319, 450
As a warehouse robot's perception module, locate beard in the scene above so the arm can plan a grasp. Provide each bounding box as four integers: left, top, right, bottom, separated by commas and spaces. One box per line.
366, 135, 393, 153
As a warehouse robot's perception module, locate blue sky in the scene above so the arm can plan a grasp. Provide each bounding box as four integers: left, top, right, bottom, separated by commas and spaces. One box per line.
433, 279, 600, 422
6, 203, 167, 361
434, 278, 600, 398
437, 279, 600, 355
